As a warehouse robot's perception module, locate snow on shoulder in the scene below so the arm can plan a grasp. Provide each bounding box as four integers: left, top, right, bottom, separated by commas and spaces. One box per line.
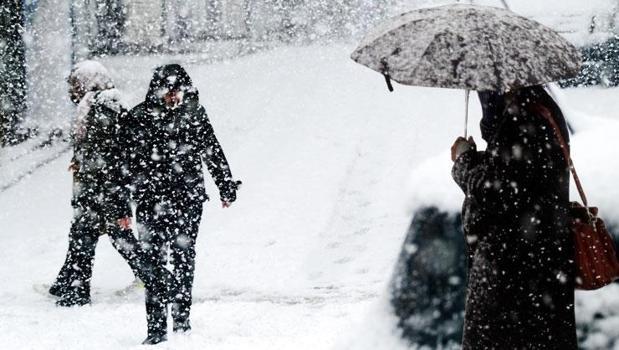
94, 88, 127, 113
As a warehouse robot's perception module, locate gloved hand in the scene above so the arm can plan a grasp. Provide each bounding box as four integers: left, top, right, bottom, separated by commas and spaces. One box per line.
451, 136, 476, 162
221, 180, 242, 208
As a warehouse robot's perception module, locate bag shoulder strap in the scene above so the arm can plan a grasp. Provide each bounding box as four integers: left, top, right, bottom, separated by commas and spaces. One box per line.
532, 105, 589, 208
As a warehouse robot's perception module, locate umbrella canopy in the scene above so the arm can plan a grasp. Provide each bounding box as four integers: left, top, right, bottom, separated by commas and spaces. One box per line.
351, 4, 581, 91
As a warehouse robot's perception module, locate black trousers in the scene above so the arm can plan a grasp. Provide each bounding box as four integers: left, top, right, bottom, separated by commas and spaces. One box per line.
52, 201, 169, 298
136, 198, 202, 335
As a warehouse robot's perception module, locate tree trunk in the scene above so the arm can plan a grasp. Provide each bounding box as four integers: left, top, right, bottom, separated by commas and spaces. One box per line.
94, 0, 125, 55
0, 0, 27, 145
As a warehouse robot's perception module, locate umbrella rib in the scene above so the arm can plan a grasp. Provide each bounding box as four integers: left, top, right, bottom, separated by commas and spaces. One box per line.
354, 17, 432, 60
479, 25, 504, 91
408, 28, 450, 87
351, 5, 582, 91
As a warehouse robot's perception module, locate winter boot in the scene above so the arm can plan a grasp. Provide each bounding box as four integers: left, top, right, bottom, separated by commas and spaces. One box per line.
49, 259, 75, 297
171, 301, 192, 333
56, 288, 90, 307
142, 331, 168, 345
172, 318, 191, 334
145, 291, 168, 344
48, 282, 66, 298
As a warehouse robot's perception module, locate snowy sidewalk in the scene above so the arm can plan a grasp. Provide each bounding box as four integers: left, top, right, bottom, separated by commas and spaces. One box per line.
0, 45, 454, 349
1, 44, 617, 349
0, 135, 70, 193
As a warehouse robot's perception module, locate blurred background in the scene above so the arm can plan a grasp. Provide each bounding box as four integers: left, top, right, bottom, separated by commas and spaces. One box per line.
1, 0, 618, 147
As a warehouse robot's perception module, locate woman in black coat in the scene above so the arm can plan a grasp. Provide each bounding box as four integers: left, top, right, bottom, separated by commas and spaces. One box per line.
122, 64, 239, 345
451, 86, 577, 349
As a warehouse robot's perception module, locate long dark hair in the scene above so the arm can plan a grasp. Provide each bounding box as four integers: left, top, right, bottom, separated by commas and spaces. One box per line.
477, 90, 505, 142
477, 86, 569, 142
513, 85, 570, 141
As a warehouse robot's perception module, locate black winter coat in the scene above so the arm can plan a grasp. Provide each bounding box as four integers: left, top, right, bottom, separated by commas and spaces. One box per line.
122, 65, 236, 206
72, 89, 131, 220
452, 91, 577, 349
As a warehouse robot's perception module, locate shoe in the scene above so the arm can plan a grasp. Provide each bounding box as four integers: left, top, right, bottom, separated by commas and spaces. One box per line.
55, 290, 90, 307
142, 332, 167, 345
173, 319, 191, 334
48, 283, 66, 297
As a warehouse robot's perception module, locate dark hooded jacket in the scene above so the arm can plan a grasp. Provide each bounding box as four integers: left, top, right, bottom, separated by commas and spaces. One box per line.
452, 87, 576, 349
122, 64, 237, 206
68, 61, 131, 221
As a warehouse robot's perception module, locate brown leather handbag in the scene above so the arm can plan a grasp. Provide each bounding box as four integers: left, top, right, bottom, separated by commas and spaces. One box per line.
536, 105, 619, 290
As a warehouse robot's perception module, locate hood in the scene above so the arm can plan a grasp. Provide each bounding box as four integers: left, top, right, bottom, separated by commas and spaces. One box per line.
69, 60, 115, 92
477, 90, 506, 142
478, 86, 569, 143
145, 64, 198, 108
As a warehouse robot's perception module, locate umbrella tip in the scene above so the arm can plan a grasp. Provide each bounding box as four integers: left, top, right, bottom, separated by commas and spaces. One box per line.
384, 73, 394, 92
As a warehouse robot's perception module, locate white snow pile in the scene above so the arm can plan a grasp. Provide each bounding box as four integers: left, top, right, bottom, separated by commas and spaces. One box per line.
576, 283, 619, 349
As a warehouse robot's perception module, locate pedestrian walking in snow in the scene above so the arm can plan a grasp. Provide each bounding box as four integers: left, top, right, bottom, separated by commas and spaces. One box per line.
50, 61, 170, 307
451, 86, 577, 349
122, 64, 240, 345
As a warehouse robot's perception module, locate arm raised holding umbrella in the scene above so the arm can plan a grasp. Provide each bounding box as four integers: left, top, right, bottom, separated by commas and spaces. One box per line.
351, 4, 582, 349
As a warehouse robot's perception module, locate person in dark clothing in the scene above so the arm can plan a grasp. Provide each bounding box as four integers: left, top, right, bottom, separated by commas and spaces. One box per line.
450, 86, 577, 349
50, 61, 171, 307
123, 64, 239, 345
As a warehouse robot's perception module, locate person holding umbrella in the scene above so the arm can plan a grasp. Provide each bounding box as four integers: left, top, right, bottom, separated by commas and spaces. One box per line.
351, 4, 582, 348
451, 86, 576, 349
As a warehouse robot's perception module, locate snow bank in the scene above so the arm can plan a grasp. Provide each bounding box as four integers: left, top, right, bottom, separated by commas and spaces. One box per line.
407, 151, 463, 213
337, 295, 410, 350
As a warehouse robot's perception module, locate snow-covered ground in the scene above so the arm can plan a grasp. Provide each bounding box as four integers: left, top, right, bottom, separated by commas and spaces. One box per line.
0, 45, 461, 349
1, 45, 617, 349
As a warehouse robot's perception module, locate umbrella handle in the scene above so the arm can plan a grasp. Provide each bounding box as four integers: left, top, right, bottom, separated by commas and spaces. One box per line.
380, 58, 394, 92
384, 73, 394, 92
464, 89, 470, 138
